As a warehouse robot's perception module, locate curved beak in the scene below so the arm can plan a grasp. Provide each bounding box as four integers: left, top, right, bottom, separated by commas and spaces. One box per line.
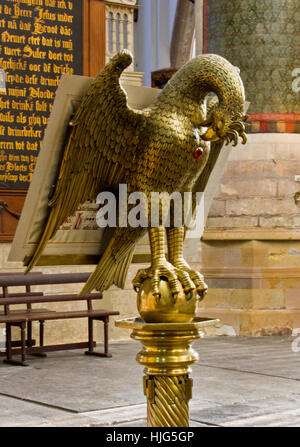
201, 127, 220, 142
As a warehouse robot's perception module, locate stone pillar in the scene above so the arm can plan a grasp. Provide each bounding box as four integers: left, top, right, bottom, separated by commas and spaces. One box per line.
194, 0, 203, 55
105, 0, 144, 86
134, 0, 178, 87
170, 0, 195, 69
197, 0, 300, 336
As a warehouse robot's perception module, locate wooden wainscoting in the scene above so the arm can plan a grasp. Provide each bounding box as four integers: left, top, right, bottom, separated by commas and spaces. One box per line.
0, 190, 26, 242
83, 0, 106, 77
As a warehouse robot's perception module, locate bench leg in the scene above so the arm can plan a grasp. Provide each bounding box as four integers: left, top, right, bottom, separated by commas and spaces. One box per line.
40, 320, 44, 347
104, 316, 110, 357
85, 317, 96, 355
31, 320, 47, 358
20, 322, 27, 365
27, 321, 34, 348
25, 322, 38, 351
5, 323, 12, 362
4, 322, 28, 367
85, 316, 112, 358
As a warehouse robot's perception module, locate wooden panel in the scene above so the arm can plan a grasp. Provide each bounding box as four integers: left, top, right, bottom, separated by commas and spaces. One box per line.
83, 0, 106, 77
0, 190, 26, 242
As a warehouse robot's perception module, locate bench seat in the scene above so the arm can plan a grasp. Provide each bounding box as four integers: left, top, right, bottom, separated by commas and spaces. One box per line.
0, 272, 120, 366
0, 309, 119, 323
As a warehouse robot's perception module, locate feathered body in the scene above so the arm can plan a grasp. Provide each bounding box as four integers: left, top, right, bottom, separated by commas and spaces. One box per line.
25, 51, 247, 296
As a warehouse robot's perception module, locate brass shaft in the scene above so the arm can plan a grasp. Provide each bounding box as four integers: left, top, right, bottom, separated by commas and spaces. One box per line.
132, 323, 200, 427
116, 317, 219, 428
144, 375, 192, 427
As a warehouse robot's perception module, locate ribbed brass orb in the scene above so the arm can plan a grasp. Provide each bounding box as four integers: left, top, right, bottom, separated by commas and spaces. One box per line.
137, 278, 198, 323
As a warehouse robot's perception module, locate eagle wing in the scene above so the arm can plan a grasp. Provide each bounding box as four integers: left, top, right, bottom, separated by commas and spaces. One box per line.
25, 50, 144, 272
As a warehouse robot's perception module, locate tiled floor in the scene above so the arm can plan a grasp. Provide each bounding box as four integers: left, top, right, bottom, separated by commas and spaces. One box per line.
0, 336, 300, 427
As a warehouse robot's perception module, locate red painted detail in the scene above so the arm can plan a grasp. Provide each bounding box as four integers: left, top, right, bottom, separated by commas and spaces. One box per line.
194, 147, 203, 159
248, 113, 300, 122
260, 121, 269, 132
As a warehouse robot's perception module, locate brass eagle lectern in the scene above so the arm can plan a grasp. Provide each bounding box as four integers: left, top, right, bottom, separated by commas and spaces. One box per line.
25, 50, 247, 427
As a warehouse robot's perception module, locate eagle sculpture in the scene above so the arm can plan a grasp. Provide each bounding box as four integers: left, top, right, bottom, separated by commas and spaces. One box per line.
25, 50, 247, 301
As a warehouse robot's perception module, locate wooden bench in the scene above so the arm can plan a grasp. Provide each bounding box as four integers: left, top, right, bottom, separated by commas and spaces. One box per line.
0, 272, 119, 366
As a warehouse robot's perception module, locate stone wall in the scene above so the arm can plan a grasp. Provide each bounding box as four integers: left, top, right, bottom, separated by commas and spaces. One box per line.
196, 0, 300, 335
196, 133, 300, 336
207, 133, 300, 232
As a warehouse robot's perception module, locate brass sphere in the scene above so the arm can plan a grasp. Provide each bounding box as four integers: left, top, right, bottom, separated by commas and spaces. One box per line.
137, 278, 198, 323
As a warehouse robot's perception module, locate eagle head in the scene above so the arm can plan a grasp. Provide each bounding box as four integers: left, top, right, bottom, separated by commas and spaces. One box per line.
201, 109, 248, 147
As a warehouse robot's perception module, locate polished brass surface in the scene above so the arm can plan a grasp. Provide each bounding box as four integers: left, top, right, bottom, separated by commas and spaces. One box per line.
133, 226, 207, 303
144, 375, 191, 427
24, 48, 246, 427
132, 327, 200, 377
116, 317, 218, 378
115, 316, 219, 331
294, 191, 300, 205
25, 50, 247, 300
117, 317, 212, 376
167, 226, 207, 300
137, 278, 197, 323
133, 226, 203, 304
115, 316, 219, 427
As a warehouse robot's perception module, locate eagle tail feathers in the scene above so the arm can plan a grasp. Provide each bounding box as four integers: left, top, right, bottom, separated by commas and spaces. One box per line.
79, 244, 135, 296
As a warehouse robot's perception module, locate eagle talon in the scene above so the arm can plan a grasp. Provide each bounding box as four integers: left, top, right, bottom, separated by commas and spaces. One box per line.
171, 292, 179, 303
170, 261, 208, 301
185, 291, 194, 301
132, 268, 152, 293
133, 261, 182, 301
197, 287, 208, 301
153, 292, 161, 304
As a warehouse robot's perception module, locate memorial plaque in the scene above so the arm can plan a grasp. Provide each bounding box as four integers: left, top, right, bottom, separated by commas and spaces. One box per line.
0, 0, 83, 190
